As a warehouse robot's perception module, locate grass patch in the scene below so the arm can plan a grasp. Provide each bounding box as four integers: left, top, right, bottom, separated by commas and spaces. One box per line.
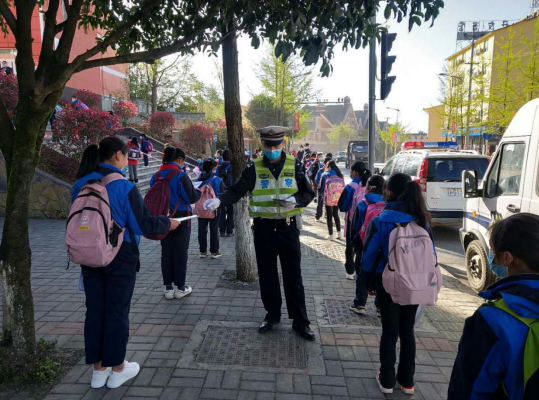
0, 338, 84, 398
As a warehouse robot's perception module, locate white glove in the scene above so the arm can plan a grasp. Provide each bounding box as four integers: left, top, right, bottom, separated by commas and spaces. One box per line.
204, 198, 221, 211
277, 196, 296, 209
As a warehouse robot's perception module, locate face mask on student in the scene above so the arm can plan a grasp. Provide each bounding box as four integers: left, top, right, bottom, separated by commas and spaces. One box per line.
121, 166, 129, 175
264, 149, 281, 160
197, 159, 202, 163
488, 251, 508, 279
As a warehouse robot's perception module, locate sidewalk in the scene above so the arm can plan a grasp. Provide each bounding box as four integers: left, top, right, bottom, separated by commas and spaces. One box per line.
0, 204, 482, 400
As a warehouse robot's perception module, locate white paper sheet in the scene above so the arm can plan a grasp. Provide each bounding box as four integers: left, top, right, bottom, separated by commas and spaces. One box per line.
172, 215, 199, 222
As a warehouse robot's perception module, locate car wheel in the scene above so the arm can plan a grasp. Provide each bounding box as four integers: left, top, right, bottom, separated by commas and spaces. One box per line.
465, 239, 497, 292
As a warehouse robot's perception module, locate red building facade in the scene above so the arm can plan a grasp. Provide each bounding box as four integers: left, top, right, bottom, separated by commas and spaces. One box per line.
0, 5, 128, 108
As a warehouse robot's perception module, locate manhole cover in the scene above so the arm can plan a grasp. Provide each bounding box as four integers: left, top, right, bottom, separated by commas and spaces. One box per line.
302, 244, 345, 260
318, 298, 437, 332
196, 326, 307, 368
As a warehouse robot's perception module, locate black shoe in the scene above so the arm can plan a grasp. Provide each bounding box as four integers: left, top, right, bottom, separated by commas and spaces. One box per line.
220, 232, 226, 238
258, 320, 276, 333
134, 179, 139, 183
226, 232, 235, 237
292, 322, 315, 341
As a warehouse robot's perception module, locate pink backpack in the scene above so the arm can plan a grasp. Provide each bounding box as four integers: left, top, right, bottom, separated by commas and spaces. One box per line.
66, 173, 125, 267
324, 175, 345, 206
382, 222, 442, 306
348, 183, 365, 223
360, 200, 385, 243
193, 178, 217, 219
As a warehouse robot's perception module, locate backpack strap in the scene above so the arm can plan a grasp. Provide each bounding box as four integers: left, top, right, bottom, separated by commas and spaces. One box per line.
100, 172, 125, 186
485, 298, 539, 391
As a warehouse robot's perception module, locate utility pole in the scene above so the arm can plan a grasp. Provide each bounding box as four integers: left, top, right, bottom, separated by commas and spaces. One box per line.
368, 14, 376, 172
465, 35, 476, 150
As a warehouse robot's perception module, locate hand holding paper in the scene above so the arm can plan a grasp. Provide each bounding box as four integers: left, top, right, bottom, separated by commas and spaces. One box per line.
204, 198, 221, 211
277, 196, 296, 209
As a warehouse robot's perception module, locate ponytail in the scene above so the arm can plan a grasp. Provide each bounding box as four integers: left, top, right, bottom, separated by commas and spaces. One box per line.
77, 136, 127, 178
385, 172, 430, 229
77, 144, 99, 178
328, 160, 344, 179
351, 161, 371, 186
401, 180, 430, 229
361, 169, 372, 186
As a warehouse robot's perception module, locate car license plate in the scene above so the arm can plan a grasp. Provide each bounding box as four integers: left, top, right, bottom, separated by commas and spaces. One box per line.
447, 188, 462, 197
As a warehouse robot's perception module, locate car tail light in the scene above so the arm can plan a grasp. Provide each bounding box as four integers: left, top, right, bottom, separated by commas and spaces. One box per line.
414, 158, 428, 192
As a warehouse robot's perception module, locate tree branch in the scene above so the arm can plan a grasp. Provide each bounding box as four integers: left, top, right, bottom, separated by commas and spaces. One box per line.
54, 0, 84, 65
36, 0, 61, 83
0, 0, 17, 35
0, 95, 15, 170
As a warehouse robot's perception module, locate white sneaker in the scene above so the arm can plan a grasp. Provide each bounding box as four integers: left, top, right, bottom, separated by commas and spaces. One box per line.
107, 361, 140, 389
174, 286, 192, 299
325, 234, 334, 240
401, 384, 415, 395
90, 367, 111, 389
346, 273, 355, 280
336, 231, 343, 239
164, 288, 175, 300
376, 372, 393, 394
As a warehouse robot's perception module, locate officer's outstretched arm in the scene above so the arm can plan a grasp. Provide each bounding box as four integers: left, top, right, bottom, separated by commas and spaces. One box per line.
218, 164, 256, 206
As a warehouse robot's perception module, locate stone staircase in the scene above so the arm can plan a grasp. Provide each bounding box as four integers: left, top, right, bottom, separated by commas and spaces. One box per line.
134, 156, 162, 197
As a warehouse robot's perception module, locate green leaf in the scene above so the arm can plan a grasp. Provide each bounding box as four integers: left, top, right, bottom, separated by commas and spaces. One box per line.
251, 35, 261, 49
425, 7, 432, 22
275, 41, 284, 57
384, 5, 392, 20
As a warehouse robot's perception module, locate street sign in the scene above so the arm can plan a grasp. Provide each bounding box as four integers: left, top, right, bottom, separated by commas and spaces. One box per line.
392, 132, 396, 143
213, 132, 217, 143
293, 113, 300, 132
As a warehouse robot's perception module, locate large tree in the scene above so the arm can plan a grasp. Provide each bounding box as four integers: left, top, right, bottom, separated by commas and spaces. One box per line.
129, 56, 200, 114
0, 0, 444, 356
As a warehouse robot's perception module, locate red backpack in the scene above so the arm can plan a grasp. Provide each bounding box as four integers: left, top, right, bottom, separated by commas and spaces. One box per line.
193, 178, 217, 219
143, 170, 182, 240
360, 200, 385, 243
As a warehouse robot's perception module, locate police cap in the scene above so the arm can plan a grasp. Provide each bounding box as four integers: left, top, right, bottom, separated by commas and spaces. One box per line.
257, 126, 288, 145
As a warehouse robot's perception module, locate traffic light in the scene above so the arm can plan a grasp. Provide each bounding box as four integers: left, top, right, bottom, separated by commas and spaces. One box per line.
380, 31, 397, 100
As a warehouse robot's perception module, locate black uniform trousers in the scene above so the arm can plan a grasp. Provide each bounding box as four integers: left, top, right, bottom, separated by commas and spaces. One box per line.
315, 191, 324, 219
82, 242, 137, 367
219, 204, 234, 234
198, 216, 219, 254
378, 285, 418, 389
344, 217, 355, 275
252, 217, 310, 326
161, 211, 191, 288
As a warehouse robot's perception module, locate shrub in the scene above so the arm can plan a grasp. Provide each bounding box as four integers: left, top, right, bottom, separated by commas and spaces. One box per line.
0, 73, 18, 117
148, 111, 175, 139
72, 89, 101, 108
38, 146, 79, 184
180, 123, 214, 155
52, 106, 121, 159
113, 100, 138, 126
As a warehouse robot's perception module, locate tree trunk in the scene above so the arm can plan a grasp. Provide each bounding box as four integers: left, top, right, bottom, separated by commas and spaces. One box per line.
151, 75, 158, 114
0, 105, 49, 354
222, 26, 256, 283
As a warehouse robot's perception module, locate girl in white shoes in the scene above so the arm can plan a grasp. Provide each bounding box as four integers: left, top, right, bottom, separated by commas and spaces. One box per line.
91, 360, 141, 389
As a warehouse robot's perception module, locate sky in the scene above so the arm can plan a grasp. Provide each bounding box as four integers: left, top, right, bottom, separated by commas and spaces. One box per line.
189, 0, 534, 132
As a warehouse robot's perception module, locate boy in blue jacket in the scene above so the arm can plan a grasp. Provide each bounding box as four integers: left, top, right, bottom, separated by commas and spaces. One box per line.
448, 213, 539, 400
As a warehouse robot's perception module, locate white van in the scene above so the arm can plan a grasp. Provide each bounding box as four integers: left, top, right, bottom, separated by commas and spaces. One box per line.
461, 98, 539, 292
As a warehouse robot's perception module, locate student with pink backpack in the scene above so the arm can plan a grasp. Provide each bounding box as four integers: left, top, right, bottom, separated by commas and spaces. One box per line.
195, 158, 225, 259
338, 161, 371, 280
69, 137, 179, 390
361, 173, 440, 396
318, 160, 345, 240
349, 175, 385, 316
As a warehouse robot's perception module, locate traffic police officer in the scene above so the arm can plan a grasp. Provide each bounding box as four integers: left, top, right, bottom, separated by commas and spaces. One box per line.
203, 126, 316, 340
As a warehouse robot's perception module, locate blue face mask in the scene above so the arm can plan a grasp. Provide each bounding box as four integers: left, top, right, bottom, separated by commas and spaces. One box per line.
264, 149, 282, 161
121, 166, 128, 175
488, 252, 508, 279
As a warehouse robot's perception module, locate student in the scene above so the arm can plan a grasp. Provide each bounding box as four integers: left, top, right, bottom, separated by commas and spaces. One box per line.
448, 213, 539, 400
197, 158, 225, 259
314, 156, 330, 221
126, 137, 140, 183
338, 161, 371, 279
349, 175, 385, 316
319, 160, 345, 240
73, 137, 179, 389
215, 149, 223, 164
150, 147, 201, 300
140, 134, 152, 167
362, 173, 434, 395
217, 149, 234, 237
71, 95, 89, 110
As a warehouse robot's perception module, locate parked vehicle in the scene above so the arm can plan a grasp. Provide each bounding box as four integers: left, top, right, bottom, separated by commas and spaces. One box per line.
346, 141, 368, 168
336, 151, 347, 163
380, 141, 489, 226
461, 98, 539, 292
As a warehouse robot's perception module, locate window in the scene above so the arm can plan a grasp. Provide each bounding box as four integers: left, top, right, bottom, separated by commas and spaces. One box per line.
427, 157, 489, 183
392, 157, 407, 174
403, 157, 421, 177
486, 143, 526, 197
381, 157, 396, 176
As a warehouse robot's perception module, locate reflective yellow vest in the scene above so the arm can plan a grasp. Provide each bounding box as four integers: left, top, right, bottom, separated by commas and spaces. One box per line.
249, 155, 303, 219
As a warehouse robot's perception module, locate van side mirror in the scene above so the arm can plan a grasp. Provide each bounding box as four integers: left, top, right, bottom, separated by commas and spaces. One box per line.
463, 170, 480, 198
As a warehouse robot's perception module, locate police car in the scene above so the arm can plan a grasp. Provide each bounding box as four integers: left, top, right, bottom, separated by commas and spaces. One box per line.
461, 98, 539, 292
381, 142, 490, 226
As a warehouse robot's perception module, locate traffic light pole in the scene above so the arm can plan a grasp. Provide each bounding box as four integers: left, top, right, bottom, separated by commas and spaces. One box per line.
368, 14, 376, 172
